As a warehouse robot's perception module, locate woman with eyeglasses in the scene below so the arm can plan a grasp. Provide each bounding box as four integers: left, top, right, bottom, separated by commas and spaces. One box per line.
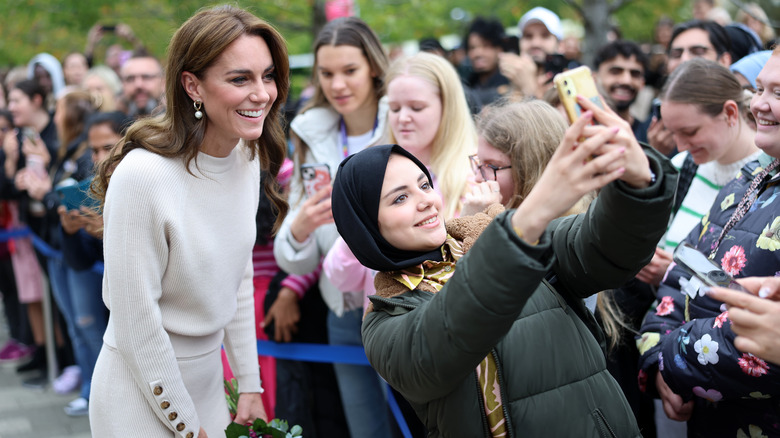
463, 98, 596, 216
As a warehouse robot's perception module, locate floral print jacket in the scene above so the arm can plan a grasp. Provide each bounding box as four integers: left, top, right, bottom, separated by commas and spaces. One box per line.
638, 154, 780, 438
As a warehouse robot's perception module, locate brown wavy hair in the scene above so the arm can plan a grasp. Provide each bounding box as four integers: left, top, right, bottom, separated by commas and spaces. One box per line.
91, 5, 290, 230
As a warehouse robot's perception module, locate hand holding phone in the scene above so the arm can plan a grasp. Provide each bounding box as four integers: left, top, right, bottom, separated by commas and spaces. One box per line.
673, 243, 750, 293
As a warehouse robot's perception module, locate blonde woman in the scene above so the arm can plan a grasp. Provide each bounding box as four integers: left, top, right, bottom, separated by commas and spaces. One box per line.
385, 51, 477, 219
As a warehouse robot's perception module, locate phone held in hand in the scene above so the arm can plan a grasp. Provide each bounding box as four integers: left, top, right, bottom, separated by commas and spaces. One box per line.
301, 163, 331, 198
55, 177, 99, 211
651, 97, 662, 121
553, 66, 604, 124
673, 242, 750, 293
22, 127, 37, 142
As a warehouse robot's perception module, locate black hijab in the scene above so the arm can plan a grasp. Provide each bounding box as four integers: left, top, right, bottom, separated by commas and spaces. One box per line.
331, 144, 445, 272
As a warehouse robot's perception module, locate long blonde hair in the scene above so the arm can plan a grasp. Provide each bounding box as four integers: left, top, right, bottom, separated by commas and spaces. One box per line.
92, 5, 291, 230
386, 52, 477, 219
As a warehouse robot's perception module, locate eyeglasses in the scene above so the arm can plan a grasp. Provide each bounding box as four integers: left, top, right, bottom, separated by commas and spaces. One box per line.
121, 73, 161, 84
668, 45, 713, 60
469, 154, 511, 181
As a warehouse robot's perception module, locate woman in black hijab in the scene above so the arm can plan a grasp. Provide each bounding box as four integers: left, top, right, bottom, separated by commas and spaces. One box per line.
331, 104, 678, 437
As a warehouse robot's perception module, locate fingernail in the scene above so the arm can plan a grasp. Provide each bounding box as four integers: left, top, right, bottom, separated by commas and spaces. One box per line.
612, 127, 620, 133
619, 147, 626, 154
618, 167, 626, 174
759, 287, 771, 298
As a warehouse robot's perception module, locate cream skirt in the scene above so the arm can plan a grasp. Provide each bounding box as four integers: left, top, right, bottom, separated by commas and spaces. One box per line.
89, 343, 230, 437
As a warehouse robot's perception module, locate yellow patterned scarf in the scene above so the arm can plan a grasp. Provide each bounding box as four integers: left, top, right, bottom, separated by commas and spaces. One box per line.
390, 234, 507, 437
390, 234, 463, 291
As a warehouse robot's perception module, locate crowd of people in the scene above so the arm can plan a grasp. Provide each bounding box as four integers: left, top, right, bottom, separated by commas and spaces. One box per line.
2, 1, 780, 437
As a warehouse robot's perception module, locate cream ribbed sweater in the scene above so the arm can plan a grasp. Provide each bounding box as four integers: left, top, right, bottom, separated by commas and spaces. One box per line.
100, 144, 261, 434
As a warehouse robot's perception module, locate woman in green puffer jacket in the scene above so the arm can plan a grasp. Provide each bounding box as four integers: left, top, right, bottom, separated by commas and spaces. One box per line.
330, 98, 676, 437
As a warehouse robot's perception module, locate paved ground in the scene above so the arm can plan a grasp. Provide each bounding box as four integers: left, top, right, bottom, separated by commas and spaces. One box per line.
0, 306, 91, 438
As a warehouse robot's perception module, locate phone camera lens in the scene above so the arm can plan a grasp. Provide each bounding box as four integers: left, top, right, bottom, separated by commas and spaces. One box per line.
708, 270, 728, 284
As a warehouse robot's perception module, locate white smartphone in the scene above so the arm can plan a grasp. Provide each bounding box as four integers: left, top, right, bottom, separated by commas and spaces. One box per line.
673, 242, 750, 293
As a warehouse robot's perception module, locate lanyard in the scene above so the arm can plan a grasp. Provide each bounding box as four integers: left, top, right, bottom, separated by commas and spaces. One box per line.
709, 159, 780, 259
340, 117, 379, 158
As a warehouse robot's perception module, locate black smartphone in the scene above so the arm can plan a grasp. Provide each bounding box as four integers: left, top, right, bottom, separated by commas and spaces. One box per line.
651, 97, 662, 121
101, 25, 116, 32
544, 54, 569, 76
673, 242, 750, 293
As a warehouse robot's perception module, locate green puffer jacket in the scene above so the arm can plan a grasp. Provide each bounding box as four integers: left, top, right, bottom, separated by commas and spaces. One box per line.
362, 146, 677, 437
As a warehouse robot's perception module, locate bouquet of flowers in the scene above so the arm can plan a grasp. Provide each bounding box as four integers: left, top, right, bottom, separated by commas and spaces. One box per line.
224, 378, 303, 438
225, 418, 303, 438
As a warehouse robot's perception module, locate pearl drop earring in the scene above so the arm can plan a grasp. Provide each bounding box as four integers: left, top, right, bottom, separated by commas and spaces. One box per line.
194, 100, 203, 120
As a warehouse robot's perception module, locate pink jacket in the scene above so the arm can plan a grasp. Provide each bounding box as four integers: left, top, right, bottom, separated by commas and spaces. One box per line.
323, 236, 376, 310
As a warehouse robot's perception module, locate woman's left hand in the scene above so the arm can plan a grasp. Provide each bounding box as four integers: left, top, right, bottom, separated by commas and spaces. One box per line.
577, 95, 653, 189
511, 111, 625, 243
234, 392, 267, 426
461, 181, 502, 217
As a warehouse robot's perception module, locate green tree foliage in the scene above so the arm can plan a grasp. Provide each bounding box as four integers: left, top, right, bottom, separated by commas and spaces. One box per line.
0, 0, 768, 70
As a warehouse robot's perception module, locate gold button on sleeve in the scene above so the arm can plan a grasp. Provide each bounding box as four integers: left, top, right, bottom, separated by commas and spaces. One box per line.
176, 422, 186, 431
168, 412, 178, 421
153, 386, 163, 396
186, 433, 194, 438
160, 401, 170, 409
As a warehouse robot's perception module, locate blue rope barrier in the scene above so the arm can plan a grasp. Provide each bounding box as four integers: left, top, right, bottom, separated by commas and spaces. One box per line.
0, 226, 104, 275
257, 341, 413, 437
257, 340, 369, 365
0, 227, 33, 240
386, 385, 414, 438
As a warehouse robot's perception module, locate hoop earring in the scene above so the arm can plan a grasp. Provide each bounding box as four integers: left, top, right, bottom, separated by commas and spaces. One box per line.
194, 100, 203, 120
